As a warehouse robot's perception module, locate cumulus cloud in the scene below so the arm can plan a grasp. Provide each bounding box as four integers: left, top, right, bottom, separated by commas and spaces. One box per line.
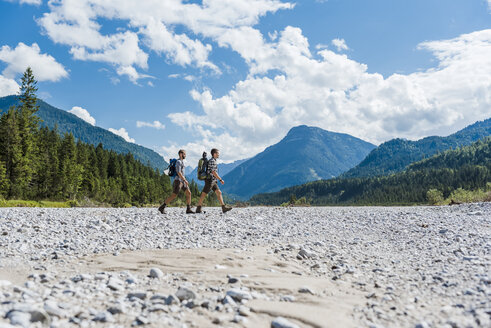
116, 65, 153, 85
0, 75, 20, 97
168, 27, 491, 165
136, 120, 165, 130
35, 0, 294, 82
108, 127, 135, 143
68, 106, 96, 126
5, 0, 42, 5
0, 43, 68, 81
331, 38, 349, 51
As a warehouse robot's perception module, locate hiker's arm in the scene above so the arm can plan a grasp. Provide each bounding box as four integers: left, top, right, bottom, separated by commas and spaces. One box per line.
212, 170, 224, 184
177, 171, 188, 185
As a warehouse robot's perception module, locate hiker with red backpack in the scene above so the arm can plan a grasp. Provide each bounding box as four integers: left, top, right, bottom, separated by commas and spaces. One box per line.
196, 148, 232, 214
158, 149, 195, 214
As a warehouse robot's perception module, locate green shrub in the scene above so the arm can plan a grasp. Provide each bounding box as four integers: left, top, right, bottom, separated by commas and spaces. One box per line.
426, 189, 444, 205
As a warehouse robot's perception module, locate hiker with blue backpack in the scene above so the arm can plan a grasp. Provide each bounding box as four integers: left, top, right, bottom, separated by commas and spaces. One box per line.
196, 148, 232, 214
158, 149, 195, 214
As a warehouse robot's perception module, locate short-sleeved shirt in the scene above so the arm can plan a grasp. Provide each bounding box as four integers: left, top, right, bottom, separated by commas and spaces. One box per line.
206, 157, 218, 182
175, 159, 185, 182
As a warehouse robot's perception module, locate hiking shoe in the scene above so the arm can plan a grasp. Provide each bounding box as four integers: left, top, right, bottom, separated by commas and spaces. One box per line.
221, 205, 232, 213
195, 206, 206, 214
186, 206, 195, 214
158, 203, 166, 214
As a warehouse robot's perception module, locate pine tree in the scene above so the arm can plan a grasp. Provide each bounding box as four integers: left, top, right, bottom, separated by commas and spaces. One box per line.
0, 160, 9, 198
0, 108, 23, 198
16, 67, 41, 198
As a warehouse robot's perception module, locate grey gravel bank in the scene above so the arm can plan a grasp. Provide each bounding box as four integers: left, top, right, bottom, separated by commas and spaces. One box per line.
0, 204, 489, 327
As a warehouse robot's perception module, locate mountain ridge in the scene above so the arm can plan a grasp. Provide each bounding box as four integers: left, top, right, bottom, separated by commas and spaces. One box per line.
221, 125, 376, 199
0, 95, 168, 172
341, 118, 491, 178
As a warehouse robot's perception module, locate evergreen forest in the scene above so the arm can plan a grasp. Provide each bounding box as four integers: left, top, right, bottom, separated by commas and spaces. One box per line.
250, 137, 491, 206
0, 68, 217, 207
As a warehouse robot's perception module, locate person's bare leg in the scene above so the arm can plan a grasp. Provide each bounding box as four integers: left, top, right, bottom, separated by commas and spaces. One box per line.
185, 189, 195, 213
185, 189, 191, 206
215, 189, 225, 206
216, 189, 232, 213
165, 193, 177, 204
158, 193, 177, 214
197, 192, 206, 206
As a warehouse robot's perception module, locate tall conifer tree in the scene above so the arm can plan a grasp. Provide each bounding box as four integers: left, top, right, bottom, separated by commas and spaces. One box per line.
16, 67, 40, 197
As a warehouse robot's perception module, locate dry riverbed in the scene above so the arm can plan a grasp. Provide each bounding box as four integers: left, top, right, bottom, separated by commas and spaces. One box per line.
0, 204, 489, 327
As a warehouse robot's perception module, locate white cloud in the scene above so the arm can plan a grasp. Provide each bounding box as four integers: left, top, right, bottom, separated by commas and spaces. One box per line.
68, 106, 96, 126
116, 65, 153, 85
136, 120, 165, 130
108, 127, 135, 143
331, 38, 349, 51
167, 28, 491, 164
5, 0, 42, 5
0, 75, 20, 97
35, 0, 294, 82
0, 43, 68, 82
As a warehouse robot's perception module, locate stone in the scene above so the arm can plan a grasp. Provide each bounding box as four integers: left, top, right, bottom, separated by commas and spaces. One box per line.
280, 295, 296, 302
226, 288, 252, 302
44, 301, 66, 318
128, 291, 147, 300
298, 287, 314, 295
132, 316, 150, 326
176, 286, 196, 301
165, 294, 179, 305
228, 277, 239, 284
107, 305, 124, 315
93, 311, 114, 322
271, 316, 300, 328
297, 248, 316, 259
222, 295, 237, 307
6, 311, 31, 328
107, 277, 124, 291
149, 268, 164, 279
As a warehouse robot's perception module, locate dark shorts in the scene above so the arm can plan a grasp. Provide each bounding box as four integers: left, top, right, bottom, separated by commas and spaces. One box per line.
172, 179, 188, 194
202, 179, 219, 194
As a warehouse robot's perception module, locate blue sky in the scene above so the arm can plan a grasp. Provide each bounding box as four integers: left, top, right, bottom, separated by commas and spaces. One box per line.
0, 0, 490, 166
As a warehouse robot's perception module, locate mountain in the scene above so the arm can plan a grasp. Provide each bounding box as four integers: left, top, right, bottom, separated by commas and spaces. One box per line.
220, 125, 376, 199
186, 158, 249, 185
341, 118, 491, 178
250, 137, 491, 206
0, 95, 167, 171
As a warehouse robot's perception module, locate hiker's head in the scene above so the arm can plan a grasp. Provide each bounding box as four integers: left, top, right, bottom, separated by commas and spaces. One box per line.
178, 149, 186, 159
202, 151, 207, 159
211, 148, 219, 159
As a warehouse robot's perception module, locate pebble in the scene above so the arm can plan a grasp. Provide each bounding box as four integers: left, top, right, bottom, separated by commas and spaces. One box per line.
271, 316, 300, 328
226, 288, 252, 302
175, 286, 196, 301
149, 268, 164, 279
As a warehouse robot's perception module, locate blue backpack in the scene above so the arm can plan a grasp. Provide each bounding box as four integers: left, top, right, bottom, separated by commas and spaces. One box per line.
167, 159, 177, 177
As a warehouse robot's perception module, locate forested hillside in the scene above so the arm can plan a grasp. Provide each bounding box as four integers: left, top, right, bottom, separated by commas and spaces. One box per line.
250, 137, 491, 206
0, 95, 168, 172
341, 118, 491, 178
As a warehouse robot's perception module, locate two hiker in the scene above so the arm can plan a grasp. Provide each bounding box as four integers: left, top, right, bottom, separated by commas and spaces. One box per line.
158, 148, 232, 214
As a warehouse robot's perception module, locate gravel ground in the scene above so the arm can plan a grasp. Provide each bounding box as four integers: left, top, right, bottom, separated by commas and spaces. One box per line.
0, 203, 489, 327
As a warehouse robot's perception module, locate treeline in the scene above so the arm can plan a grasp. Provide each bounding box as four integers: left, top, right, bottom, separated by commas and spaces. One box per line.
0, 68, 217, 207
341, 118, 491, 179
250, 138, 491, 206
